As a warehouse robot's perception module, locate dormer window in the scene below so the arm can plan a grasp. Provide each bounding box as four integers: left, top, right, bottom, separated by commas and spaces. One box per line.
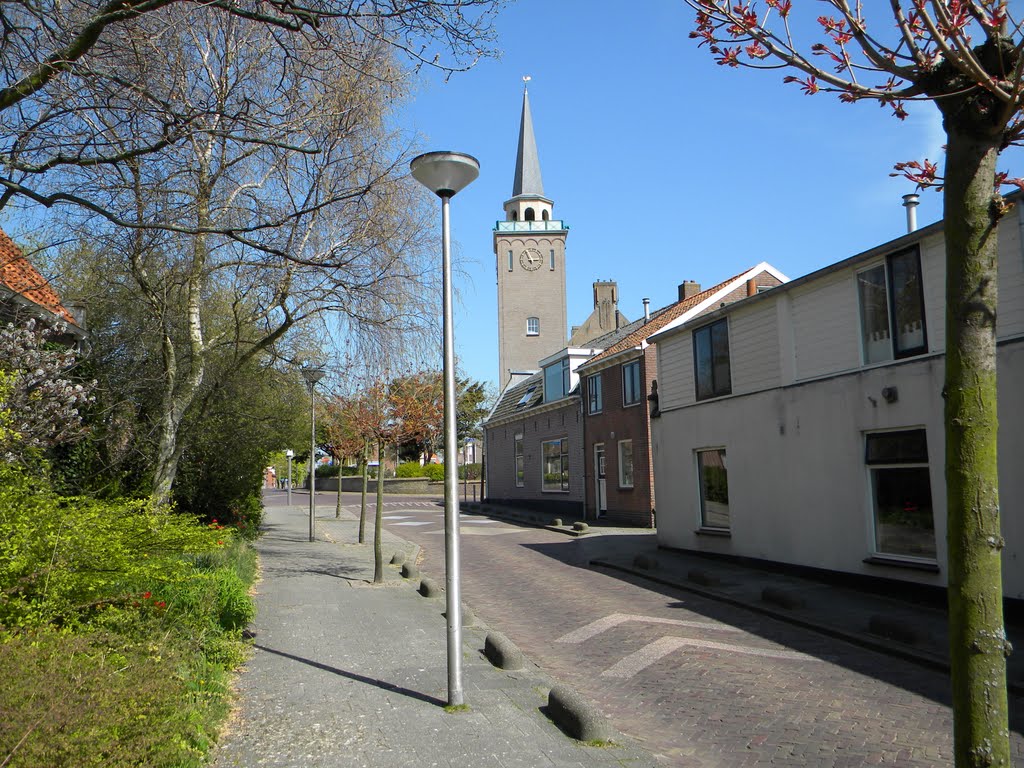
525, 207, 535, 221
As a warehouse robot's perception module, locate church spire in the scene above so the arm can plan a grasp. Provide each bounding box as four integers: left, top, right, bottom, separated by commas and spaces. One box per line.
512, 81, 544, 198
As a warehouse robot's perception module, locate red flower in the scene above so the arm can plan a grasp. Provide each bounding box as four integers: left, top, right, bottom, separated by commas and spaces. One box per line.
143, 591, 152, 599
155, 601, 166, 609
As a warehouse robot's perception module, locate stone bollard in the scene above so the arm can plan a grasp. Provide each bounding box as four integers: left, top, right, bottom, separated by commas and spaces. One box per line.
390, 551, 406, 566
418, 577, 442, 598
552, 518, 563, 527
546, 685, 612, 742
483, 631, 524, 670
401, 563, 419, 580
572, 521, 589, 533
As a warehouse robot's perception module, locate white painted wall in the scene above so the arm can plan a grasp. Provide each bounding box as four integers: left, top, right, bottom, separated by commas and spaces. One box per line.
652, 213, 1024, 595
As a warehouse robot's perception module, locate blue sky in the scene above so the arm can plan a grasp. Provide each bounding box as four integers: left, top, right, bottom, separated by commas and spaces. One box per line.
404, 0, 980, 391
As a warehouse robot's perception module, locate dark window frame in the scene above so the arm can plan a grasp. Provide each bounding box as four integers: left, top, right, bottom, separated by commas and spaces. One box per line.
622, 360, 642, 406
693, 318, 732, 401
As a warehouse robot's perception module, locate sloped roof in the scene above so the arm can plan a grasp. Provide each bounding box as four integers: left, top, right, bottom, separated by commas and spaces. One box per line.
0, 230, 77, 326
579, 263, 787, 371
512, 87, 544, 198
486, 371, 544, 424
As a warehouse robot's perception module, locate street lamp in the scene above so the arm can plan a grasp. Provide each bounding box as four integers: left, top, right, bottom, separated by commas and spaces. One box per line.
285, 449, 294, 506
301, 366, 325, 542
410, 150, 479, 707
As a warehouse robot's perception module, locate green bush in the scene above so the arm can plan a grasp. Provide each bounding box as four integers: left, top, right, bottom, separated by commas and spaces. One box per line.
458, 463, 482, 480
0, 462, 259, 767
314, 463, 340, 478
341, 465, 361, 476
396, 461, 425, 478
423, 463, 445, 481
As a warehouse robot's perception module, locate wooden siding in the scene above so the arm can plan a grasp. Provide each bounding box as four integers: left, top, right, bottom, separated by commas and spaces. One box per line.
999, 208, 1024, 338
790, 271, 859, 380
730, 301, 780, 394
656, 332, 695, 411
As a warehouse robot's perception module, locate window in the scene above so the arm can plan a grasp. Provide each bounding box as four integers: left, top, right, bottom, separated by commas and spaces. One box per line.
587, 373, 603, 414
693, 319, 731, 400
857, 246, 927, 364
514, 433, 524, 487
507, 250, 513, 272
515, 385, 537, 408
622, 360, 642, 405
526, 316, 540, 336
525, 207, 535, 221
618, 440, 634, 488
544, 357, 570, 402
542, 210, 550, 220
542, 438, 569, 492
697, 449, 729, 529
549, 249, 555, 270
866, 429, 935, 560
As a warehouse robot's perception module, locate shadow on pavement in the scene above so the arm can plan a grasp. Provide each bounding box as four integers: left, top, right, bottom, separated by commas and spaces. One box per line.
254, 644, 446, 707
517, 538, 1024, 737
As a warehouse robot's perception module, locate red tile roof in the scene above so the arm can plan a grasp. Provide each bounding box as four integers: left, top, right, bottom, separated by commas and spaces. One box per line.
0, 229, 77, 326
581, 268, 755, 368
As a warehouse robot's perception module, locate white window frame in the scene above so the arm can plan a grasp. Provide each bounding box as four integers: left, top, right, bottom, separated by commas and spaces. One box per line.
514, 433, 524, 487
618, 439, 634, 488
526, 316, 540, 336
587, 373, 603, 414
865, 428, 936, 562
541, 437, 569, 492
856, 246, 927, 365
622, 360, 642, 406
696, 448, 730, 531
507, 250, 513, 272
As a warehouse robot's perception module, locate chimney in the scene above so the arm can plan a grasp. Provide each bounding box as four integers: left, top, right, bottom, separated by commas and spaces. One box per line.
746, 278, 757, 297
642, 297, 650, 321
902, 193, 920, 233
594, 280, 618, 331
678, 281, 701, 301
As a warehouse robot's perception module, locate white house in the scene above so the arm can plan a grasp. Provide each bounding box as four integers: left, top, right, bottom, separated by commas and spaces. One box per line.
649, 203, 1024, 597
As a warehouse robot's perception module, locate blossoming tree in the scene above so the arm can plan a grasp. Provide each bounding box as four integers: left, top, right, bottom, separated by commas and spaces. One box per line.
686, 2, 1023, 764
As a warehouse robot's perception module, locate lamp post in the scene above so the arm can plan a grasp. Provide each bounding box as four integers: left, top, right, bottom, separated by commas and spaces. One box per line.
301, 366, 325, 542
285, 449, 294, 506
410, 150, 479, 707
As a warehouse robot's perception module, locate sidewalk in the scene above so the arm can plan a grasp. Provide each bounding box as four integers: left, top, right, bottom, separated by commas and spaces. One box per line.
212, 502, 656, 768
464, 502, 1024, 694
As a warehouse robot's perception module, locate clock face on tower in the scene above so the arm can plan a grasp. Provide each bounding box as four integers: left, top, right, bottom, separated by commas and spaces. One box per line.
519, 247, 543, 271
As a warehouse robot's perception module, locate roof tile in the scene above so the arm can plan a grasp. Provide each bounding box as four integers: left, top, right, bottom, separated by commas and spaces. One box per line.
0, 229, 77, 325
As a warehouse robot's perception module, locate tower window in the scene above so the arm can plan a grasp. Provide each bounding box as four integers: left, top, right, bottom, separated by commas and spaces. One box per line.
525, 207, 535, 221
507, 251, 513, 272
542, 210, 550, 221
550, 250, 555, 270
511, 211, 518, 221
527, 317, 540, 336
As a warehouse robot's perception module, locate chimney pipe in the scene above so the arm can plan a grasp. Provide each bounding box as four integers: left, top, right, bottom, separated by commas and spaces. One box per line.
642, 297, 650, 321
902, 193, 920, 233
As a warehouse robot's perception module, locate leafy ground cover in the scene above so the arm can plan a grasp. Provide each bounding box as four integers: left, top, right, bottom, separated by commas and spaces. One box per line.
0, 462, 257, 767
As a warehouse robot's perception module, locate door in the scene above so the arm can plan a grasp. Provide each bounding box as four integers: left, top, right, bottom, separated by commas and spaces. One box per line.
594, 443, 607, 518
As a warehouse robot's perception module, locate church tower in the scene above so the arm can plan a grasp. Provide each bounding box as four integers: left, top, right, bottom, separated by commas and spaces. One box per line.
494, 84, 568, 387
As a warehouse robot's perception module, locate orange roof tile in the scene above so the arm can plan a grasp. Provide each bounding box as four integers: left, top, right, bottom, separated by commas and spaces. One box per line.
0, 229, 77, 326
582, 268, 754, 368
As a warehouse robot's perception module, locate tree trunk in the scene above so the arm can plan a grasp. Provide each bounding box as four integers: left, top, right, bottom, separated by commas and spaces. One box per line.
335, 462, 343, 518
359, 440, 369, 544
942, 125, 1010, 768
373, 439, 384, 583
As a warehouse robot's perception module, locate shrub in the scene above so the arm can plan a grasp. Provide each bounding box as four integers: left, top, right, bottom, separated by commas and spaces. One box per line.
458, 463, 482, 480
423, 463, 445, 481
396, 461, 425, 478
314, 463, 340, 478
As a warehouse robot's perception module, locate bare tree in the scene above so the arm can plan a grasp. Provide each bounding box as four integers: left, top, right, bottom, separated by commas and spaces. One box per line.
51, 12, 445, 504
686, 2, 1024, 764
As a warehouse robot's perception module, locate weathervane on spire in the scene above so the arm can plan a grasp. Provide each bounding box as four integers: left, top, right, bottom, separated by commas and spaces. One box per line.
523, 75, 531, 90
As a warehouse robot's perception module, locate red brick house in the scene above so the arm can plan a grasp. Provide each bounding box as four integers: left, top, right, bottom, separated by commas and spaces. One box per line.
576, 263, 787, 527
0, 229, 84, 339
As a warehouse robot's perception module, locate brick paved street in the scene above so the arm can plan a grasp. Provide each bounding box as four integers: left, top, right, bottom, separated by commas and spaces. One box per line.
317, 492, 1024, 766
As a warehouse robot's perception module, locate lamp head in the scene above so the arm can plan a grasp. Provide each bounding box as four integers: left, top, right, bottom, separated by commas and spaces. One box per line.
301, 367, 325, 386
410, 151, 480, 198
